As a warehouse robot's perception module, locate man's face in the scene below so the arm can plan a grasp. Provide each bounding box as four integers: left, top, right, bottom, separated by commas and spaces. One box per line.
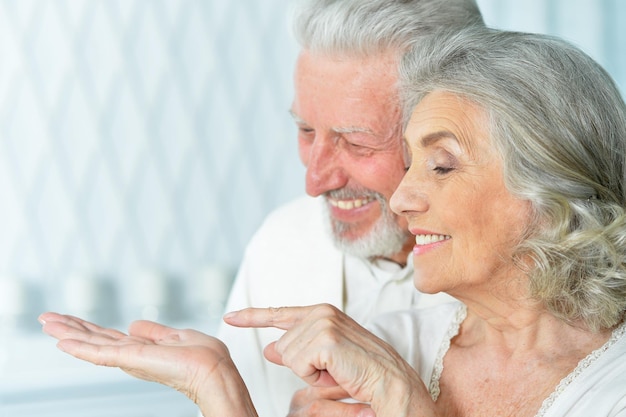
291, 50, 411, 262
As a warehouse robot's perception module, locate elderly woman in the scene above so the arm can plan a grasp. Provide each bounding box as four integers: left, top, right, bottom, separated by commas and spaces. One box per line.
40, 28, 626, 417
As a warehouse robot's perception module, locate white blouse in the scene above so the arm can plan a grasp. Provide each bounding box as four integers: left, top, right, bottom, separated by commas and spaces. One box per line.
368, 301, 626, 417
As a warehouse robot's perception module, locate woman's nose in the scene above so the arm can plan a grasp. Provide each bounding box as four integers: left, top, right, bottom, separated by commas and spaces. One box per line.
390, 168, 428, 216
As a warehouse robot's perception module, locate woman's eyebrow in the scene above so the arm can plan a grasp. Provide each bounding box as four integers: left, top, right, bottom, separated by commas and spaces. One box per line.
420, 131, 459, 147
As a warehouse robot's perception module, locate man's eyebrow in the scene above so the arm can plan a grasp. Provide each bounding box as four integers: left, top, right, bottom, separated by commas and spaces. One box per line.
288, 110, 303, 123
288, 110, 375, 135
334, 126, 375, 135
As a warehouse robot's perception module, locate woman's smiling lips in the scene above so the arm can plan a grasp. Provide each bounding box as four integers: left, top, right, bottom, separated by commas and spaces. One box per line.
410, 229, 451, 255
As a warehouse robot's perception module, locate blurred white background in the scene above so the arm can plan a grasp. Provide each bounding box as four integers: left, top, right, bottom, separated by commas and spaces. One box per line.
0, 1, 624, 416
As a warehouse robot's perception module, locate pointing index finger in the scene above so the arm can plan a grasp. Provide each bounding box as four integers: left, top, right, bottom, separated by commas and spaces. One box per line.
223, 305, 316, 330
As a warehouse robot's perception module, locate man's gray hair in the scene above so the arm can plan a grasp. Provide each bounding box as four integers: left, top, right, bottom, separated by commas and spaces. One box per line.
292, 0, 485, 58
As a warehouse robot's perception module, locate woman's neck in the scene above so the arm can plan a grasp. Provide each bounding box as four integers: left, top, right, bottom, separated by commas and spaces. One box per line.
455, 302, 611, 357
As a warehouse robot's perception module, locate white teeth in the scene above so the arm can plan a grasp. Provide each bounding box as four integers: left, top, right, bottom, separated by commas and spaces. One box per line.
328, 198, 371, 210
415, 234, 450, 245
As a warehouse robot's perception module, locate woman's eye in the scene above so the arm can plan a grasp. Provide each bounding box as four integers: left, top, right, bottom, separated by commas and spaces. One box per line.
428, 148, 457, 175
433, 166, 454, 174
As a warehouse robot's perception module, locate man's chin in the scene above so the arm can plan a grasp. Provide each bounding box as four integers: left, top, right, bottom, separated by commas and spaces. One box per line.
331, 228, 366, 243
330, 230, 406, 259
323, 203, 408, 259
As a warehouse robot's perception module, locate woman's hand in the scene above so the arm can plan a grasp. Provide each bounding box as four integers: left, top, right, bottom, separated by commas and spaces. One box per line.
225, 304, 435, 417
40, 304, 438, 417
288, 386, 375, 417
39, 312, 257, 417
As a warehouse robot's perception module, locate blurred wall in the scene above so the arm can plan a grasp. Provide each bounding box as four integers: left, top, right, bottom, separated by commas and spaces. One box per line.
0, 0, 624, 328
0, 0, 302, 326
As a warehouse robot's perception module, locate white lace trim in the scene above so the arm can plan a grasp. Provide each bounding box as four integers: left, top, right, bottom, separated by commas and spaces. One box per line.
534, 319, 626, 417
426, 307, 626, 415
428, 303, 467, 401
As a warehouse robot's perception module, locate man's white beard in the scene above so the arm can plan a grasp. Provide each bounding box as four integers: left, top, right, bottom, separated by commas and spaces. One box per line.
322, 192, 409, 260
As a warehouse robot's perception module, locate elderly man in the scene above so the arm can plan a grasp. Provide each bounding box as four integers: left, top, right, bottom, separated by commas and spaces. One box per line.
218, 1, 484, 416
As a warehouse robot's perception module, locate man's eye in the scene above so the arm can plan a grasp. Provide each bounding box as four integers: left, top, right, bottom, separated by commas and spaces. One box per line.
344, 141, 375, 156
348, 141, 365, 149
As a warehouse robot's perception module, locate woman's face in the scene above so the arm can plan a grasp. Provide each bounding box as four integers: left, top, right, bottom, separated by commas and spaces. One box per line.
390, 91, 532, 297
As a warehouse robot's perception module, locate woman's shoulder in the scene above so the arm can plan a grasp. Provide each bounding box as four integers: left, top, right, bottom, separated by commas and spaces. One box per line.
540, 321, 626, 417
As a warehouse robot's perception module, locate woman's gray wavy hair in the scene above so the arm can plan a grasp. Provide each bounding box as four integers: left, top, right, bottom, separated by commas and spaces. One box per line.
400, 27, 626, 331
292, 0, 484, 58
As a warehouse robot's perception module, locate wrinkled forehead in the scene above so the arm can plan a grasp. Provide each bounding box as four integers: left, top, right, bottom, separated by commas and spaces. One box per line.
405, 91, 494, 159
292, 50, 403, 134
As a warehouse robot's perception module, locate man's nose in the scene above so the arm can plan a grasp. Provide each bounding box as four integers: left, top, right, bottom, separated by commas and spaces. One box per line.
304, 135, 348, 197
